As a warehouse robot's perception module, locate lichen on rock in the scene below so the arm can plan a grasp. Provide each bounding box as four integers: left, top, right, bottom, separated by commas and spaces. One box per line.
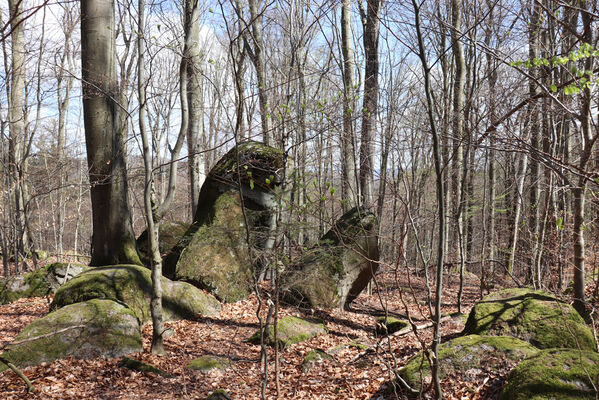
463, 288, 595, 350
51, 264, 221, 323
0, 299, 142, 371
499, 348, 599, 400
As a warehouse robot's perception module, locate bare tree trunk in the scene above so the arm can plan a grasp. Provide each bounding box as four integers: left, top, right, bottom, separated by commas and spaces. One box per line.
185, 0, 206, 216
137, 0, 164, 354
358, 0, 381, 208
340, 0, 358, 210
247, 0, 272, 146
413, 2, 446, 398
81, 0, 141, 266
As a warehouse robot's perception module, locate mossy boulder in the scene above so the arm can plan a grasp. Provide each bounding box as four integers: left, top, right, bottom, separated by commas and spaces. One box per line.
0, 262, 90, 304
301, 348, 333, 372
249, 316, 327, 348
51, 264, 221, 323
463, 288, 595, 350
137, 221, 191, 264
118, 357, 172, 377
163, 142, 284, 303
187, 356, 232, 372
282, 207, 379, 309
376, 316, 409, 335
500, 349, 599, 400
206, 390, 232, 400
0, 299, 142, 371
400, 335, 538, 392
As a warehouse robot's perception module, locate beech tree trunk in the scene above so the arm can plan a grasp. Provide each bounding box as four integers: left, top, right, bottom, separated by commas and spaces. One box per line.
81, 0, 141, 266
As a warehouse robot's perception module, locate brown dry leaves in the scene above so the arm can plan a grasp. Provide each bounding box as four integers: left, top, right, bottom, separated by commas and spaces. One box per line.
0, 271, 513, 399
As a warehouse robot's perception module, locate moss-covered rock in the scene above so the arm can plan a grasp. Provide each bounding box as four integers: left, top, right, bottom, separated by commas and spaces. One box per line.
376, 316, 408, 335
206, 389, 233, 400
187, 356, 232, 372
249, 316, 327, 348
282, 207, 379, 309
137, 221, 191, 264
0, 299, 142, 371
400, 335, 538, 392
163, 142, 284, 303
463, 288, 595, 350
118, 357, 172, 377
500, 349, 599, 400
0, 262, 90, 304
301, 348, 333, 372
51, 264, 220, 323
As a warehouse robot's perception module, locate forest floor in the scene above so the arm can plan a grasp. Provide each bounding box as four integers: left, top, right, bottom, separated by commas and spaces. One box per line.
0, 264, 514, 400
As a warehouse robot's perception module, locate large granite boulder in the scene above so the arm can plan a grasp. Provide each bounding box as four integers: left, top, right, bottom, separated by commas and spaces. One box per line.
163, 141, 284, 302
463, 288, 595, 350
500, 349, 599, 400
0, 299, 142, 371
0, 262, 90, 304
136, 221, 191, 264
399, 335, 538, 392
51, 264, 221, 323
281, 207, 379, 309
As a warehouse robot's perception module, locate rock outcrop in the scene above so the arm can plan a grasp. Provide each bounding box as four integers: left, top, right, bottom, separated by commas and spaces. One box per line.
51, 264, 221, 323
163, 141, 284, 302
281, 207, 379, 309
399, 335, 538, 392
463, 288, 595, 350
0, 262, 90, 304
249, 316, 327, 348
136, 221, 190, 264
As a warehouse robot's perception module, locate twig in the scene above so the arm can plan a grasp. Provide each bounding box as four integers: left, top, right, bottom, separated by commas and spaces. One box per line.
0, 356, 34, 393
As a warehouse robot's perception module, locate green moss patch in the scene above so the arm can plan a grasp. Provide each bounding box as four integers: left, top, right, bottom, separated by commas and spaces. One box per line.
500, 349, 599, 400
376, 316, 408, 335
301, 349, 333, 372
51, 264, 220, 324
463, 288, 595, 350
400, 335, 537, 392
206, 389, 232, 400
0, 299, 142, 371
118, 357, 172, 377
174, 191, 256, 303
249, 316, 327, 348
187, 356, 232, 372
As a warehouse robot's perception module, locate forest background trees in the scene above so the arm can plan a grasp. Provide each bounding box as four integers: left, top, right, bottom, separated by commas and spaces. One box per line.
1, 0, 598, 316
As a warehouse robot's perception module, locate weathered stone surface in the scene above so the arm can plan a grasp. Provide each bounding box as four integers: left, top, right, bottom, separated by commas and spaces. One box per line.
463, 288, 595, 350
137, 221, 191, 264
51, 264, 221, 323
163, 142, 284, 303
249, 316, 327, 348
187, 356, 232, 372
0, 299, 142, 371
400, 335, 537, 392
500, 349, 599, 400
282, 207, 379, 309
0, 262, 90, 304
